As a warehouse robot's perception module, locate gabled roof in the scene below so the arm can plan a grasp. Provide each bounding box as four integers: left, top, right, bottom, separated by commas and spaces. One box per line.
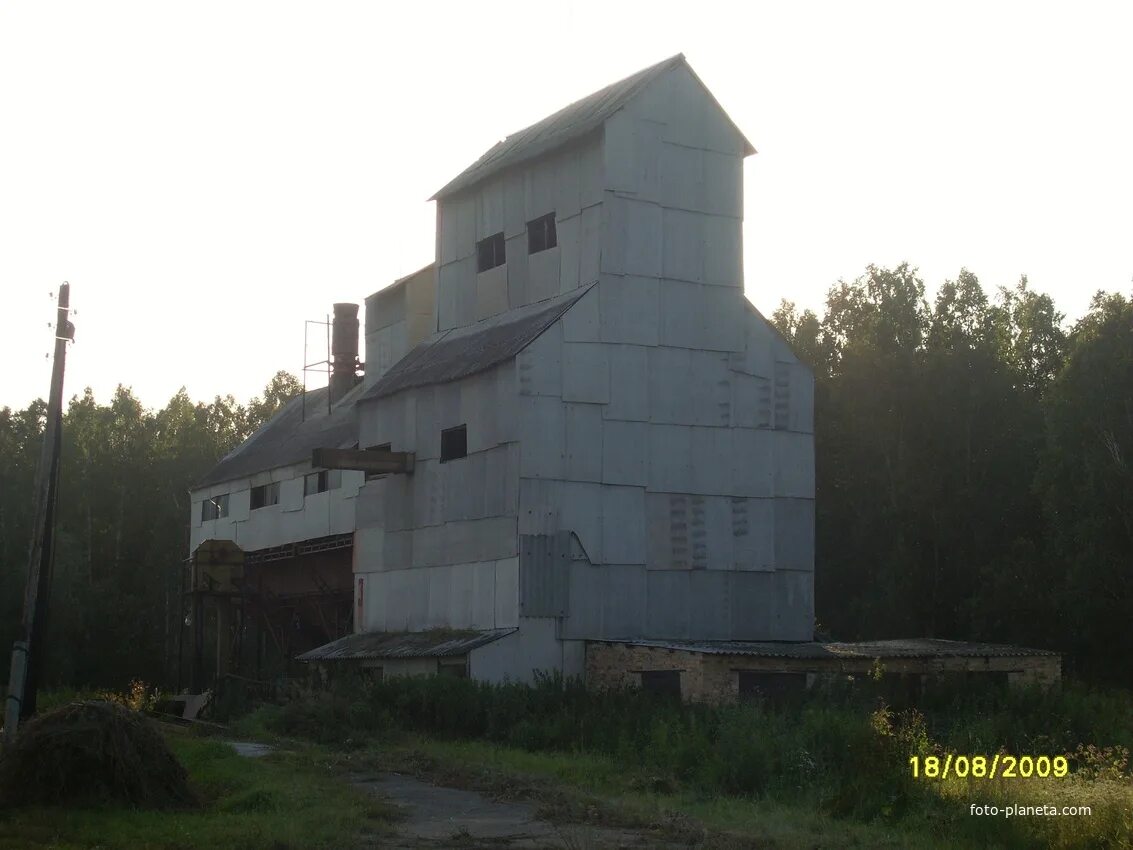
194, 382, 365, 489
430, 54, 755, 201
360, 285, 593, 402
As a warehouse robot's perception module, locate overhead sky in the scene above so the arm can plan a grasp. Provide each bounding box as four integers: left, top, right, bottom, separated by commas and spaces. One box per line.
2, 1, 1130, 410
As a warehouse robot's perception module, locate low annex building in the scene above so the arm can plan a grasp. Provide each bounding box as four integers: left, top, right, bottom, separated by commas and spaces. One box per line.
188, 54, 1059, 699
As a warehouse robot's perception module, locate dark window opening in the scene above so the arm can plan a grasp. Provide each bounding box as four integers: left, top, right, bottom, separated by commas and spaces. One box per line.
737, 671, 806, 703
304, 469, 342, 496
250, 482, 280, 510
440, 425, 467, 462
527, 213, 557, 254
477, 232, 506, 272
365, 443, 392, 481
201, 493, 229, 521
438, 661, 468, 678
640, 670, 682, 698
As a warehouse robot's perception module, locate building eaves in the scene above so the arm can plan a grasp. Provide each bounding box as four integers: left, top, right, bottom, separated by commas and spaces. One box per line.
296, 627, 517, 662
593, 638, 1059, 659
430, 54, 755, 201
360, 284, 593, 402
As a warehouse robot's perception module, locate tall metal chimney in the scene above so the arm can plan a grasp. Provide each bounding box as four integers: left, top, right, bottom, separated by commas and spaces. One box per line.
329, 302, 360, 405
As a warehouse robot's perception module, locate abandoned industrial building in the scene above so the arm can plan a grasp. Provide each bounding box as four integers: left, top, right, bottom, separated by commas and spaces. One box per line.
186, 54, 1060, 702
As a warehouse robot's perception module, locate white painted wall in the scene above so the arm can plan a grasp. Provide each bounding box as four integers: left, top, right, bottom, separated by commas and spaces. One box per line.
189, 463, 365, 552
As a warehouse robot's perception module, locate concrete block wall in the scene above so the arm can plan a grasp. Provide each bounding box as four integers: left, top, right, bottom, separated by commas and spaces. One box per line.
437, 137, 603, 331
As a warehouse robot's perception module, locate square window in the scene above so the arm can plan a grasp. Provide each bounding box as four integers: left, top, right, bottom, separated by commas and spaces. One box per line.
201, 493, 229, 521
440, 425, 467, 462
640, 670, 681, 698
476, 232, 506, 272
527, 213, 557, 254
250, 482, 280, 510
304, 471, 328, 496
365, 443, 392, 481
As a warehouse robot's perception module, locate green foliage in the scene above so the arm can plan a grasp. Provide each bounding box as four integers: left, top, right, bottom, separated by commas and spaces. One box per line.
770, 266, 1131, 684
0, 734, 397, 849
0, 373, 301, 691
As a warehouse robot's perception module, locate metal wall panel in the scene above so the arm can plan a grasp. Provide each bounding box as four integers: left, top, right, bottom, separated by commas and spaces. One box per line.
645, 492, 682, 570
453, 195, 476, 260
519, 531, 570, 617
729, 570, 774, 639
504, 236, 528, 307
691, 426, 733, 495
731, 428, 775, 497
463, 370, 499, 453
435, 381, 462, 432
556, 213, 581, 293
442, 451, 488, 522
662, 208, 704, 284
354, 480, 383, 527
601, 485, 646, 564
280, 477, 304, 512
517, 477, 559, 535
658, 65, 748, 156
690, 351, 733, 426
524, 162, 556, 223
477, 180, 504, 238
730, 371, 770, 429
599, 276, 660, 346
561, 342, 609, 403
648, 346, 692, 423
564, 402, 603, 482
706, 149, 743, 216
495, 557, 519, 627
562, 562, 603, 637
517, 321, 562, 397
579, 137, 604, 209
603, 111, 637, 195
382, 474, 412, 532
602, 420, 648, 486
470, 560, 497, 629
623, 199, 663, 278
702, 214, 742, 287
773, 431, 816, 499
701, 285, 745, 350
554, 148, 582, 221
732, 497, 774, 571
413, 386, 437, 459
659, 279, 704, 349
383, 529, 413, 571
426, 564, 453, 627
473, 266, 509, 321
412, 459, 445, 527
647, 424, 693, 493
602, 564, 647, 638
555, 480, 604, 563
579, 204, 602, 286
447, 563, 476, 627
688, 570, 733, 638
646, 570, 691, 638
561, 283, 599, 341
657, 142, 704, 212
774, 498, 815, 572
503, 171, 526, 239
494, 362, 518, 444
605, 344, 649, 422
528, 246, 561, 305
518, 396, 565, 478
788, 362, 815, 434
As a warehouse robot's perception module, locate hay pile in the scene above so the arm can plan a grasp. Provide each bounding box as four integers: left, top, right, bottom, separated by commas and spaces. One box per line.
0, 700, 197, 809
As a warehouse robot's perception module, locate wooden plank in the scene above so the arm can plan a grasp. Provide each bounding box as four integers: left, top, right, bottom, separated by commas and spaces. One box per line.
311, 447, 416, 475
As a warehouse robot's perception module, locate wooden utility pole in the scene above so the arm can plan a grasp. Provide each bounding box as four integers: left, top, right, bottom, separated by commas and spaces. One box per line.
4, 283, 74, 743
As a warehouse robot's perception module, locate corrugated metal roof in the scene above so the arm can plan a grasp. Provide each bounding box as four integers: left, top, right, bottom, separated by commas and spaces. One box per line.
361, 286, 591, 402
296, 628, 517, 662
430, 54, 755, 200
195, 382, 366, 489
593, 638, 1058, 659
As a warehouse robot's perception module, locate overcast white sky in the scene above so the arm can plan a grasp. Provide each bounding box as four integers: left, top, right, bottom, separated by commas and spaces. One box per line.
2, 1, 1130, 410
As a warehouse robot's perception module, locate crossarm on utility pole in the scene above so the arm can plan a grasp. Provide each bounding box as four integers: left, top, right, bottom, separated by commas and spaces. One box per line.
311, 447, 415, 475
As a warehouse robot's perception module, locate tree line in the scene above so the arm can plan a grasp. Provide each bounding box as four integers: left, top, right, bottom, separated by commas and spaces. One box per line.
1, 266, 1130, 690
0, 372, 301, 690
773, 265, 1131, 685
